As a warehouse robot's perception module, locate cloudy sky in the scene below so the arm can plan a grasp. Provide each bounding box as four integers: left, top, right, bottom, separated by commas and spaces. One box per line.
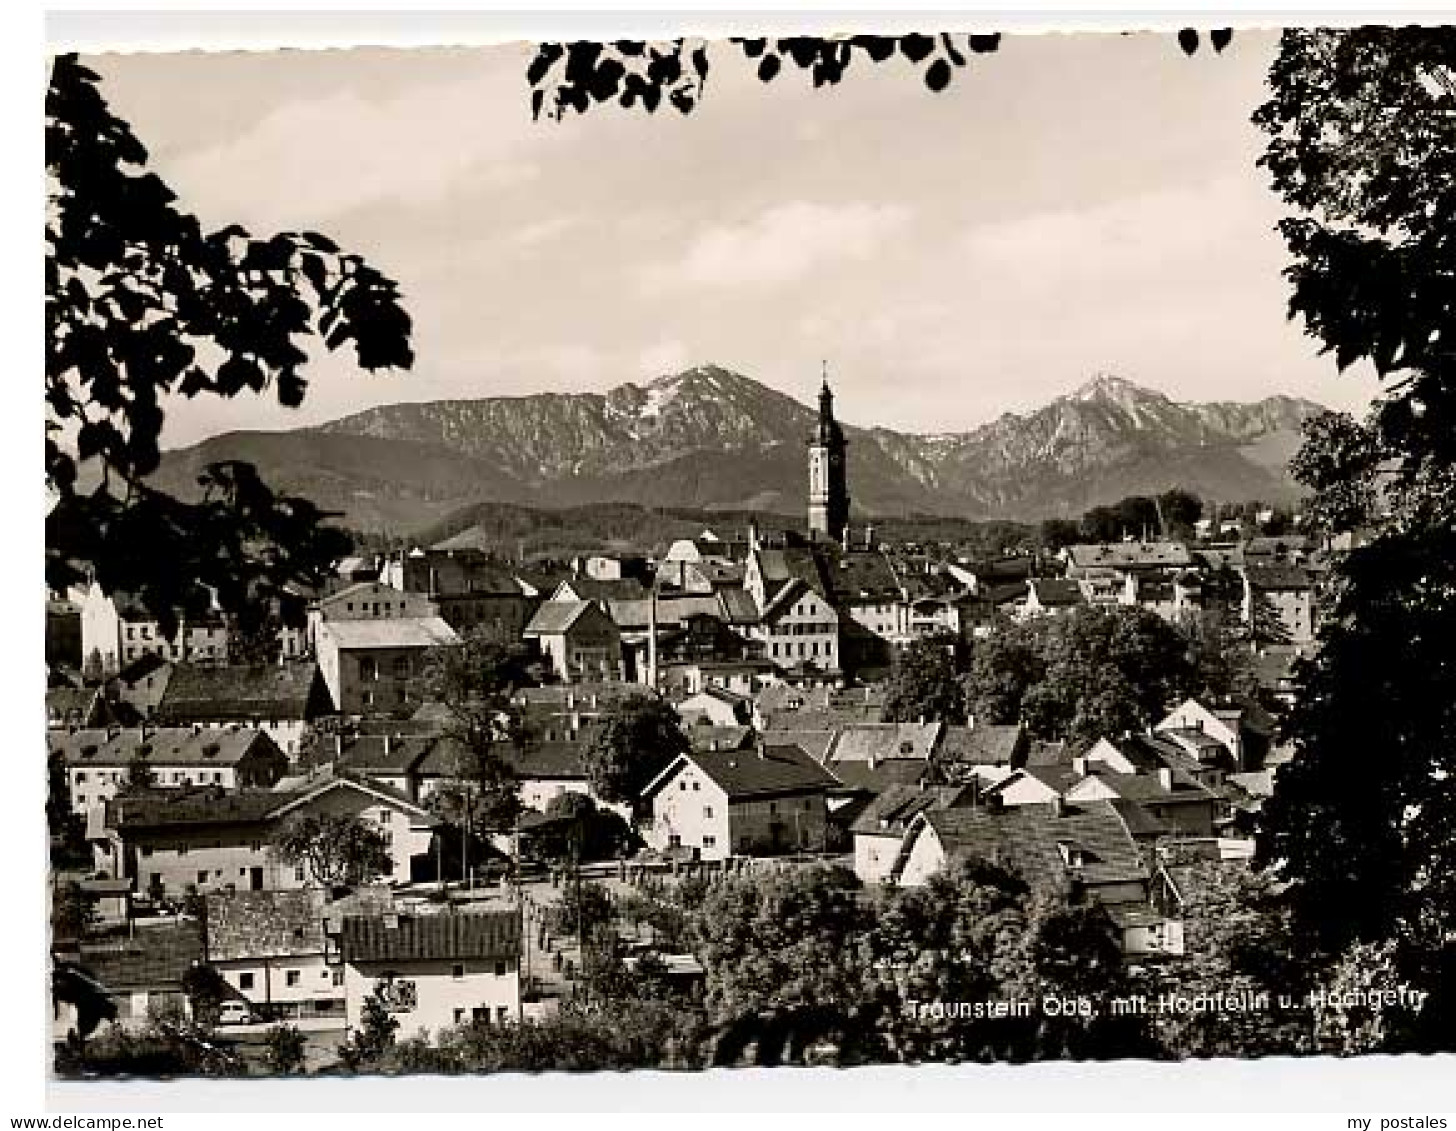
86, 30, 1382, 450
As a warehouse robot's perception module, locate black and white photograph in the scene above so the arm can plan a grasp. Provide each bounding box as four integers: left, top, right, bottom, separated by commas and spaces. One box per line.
41, 15, 1456, 1089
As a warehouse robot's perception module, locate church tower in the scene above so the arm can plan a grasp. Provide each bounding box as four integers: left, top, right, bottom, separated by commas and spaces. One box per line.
807, 370, 850, 543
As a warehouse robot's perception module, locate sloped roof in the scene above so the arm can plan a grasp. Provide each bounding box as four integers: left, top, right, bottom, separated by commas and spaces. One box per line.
206, 889, 328, 962
1073, 770, 1216, 805
688, 725, 754, 753
829, 758, 937, 796
1066, 542, 1192, 570
939, 724, 1026, 767
557, 577, 648, 602
47, 687, 102, 723
335, 732, 439, 776
761, 728, 838, 763
923, 799, 1148, 890
715, 587, 762, 625
77, 922, 204, 993
828, 723, 942, 765
822, 548, 903, 602
1246, 563, 1313, 591
1029, 579, 1085, 608
339, 909, 521, 963
651, 743, 840, 800
51, 727, 279, 769
156, 662, 324, 724
508, 740, 590, 781
111, 786, 291, 832
524, 600, 596, 636
319, 617, 460, 650
850, 782, 974, 837
607, 594, 725, 631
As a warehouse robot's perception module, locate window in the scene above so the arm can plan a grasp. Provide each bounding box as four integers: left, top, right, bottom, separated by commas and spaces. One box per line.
378, 809, 393, 825
393, 656, 411, 680
294, 865, 306, 883
454, 1008, 466, 1025
497, 1006, 510, 1024
452, 963, 465, 980
239, 973, 254, 990
703, 835, 716, 848
197, 870, 208, 885
691, 781, 700, 792
703, 806, 714, 818
768, 802, 777, 814
332, 970, 344, 987
286, 971, 301, 988
494, 960, 508, 977
803, 799, 813, 811
359, 656, 378, 681
678, 781, 686, 792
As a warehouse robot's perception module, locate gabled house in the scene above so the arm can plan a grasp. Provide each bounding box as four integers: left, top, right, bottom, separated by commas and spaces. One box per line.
1020, 578, 1086, 619
155, 662, 330, 761
1064, 769, 1222, 838
743, 546, 842, 673
381, 549, 536, 643
850, 782, 975, 884
523, 600, 623, 684
337, 907, 522, 1036
315, 616, 460, 715
676, 686, 752, 729
68, 921, 204, 1032
98, 772, 439, 898
1156, 696, 1275, 772
892, 799, 1151, 912
52, 726, 289, 818
204, 888, 344, 1021
640, 742, 841, 860
47, 686, 110, 730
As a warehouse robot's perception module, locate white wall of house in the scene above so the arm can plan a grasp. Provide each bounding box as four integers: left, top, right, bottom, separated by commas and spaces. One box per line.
755, 588, 840, 671
896, 825, 948, 888
992, 774, 1062, 807
69, 763, 240, 816
344, 957, 520, 1038
217, 953, 344, 1018
853, 832, 903, 885
645, 763, 732, 860
1156, 700, 1242, 764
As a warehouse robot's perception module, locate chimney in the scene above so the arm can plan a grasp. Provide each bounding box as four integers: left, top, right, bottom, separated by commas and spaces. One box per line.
1048, 796, 1066, 818
383, 734, 392, 759
334, 733, 343, 759
1158, 767, 1174, 791
865, 524, 875, 550
1072, 755, 1087, 776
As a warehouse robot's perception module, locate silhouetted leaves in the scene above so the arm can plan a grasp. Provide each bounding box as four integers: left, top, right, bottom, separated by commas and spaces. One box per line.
527, 30, 1223, 118
46, 55, 414, 631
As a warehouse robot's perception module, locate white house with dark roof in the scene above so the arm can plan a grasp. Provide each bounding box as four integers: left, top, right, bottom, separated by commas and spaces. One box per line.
51, 726, 289, 818
892, 799, 1152, 912
98, 771, 439, 898
640, 742, 841, 860
337, 907, 522, 1037
204, 888, 344, 1022
523, 600, 623, 683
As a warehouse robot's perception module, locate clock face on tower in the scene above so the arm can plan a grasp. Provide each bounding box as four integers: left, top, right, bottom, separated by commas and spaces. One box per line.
808, 380, 850, 542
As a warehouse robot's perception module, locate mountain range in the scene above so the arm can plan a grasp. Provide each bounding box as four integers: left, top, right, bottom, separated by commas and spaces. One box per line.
151, 366, 1324, 533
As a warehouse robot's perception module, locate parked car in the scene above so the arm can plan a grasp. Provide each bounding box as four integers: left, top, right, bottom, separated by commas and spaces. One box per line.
217, 1001, 254, 1026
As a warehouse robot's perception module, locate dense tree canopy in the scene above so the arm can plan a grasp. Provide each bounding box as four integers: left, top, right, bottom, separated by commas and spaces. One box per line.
964, 606, 1197, 745
1254, 26, 1456, 1052
46, 56, 413, 634
583, 693, 689, 805
881, 635, 967, 725
269, 812, 393, 889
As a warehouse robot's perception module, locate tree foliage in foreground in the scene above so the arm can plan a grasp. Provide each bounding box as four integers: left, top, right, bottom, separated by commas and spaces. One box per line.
583, 693, 689, 805
524, 31, 1231, 120
269, 812, 393, 890
46, 56, 413, 635
1253, 26, 1456, 1052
